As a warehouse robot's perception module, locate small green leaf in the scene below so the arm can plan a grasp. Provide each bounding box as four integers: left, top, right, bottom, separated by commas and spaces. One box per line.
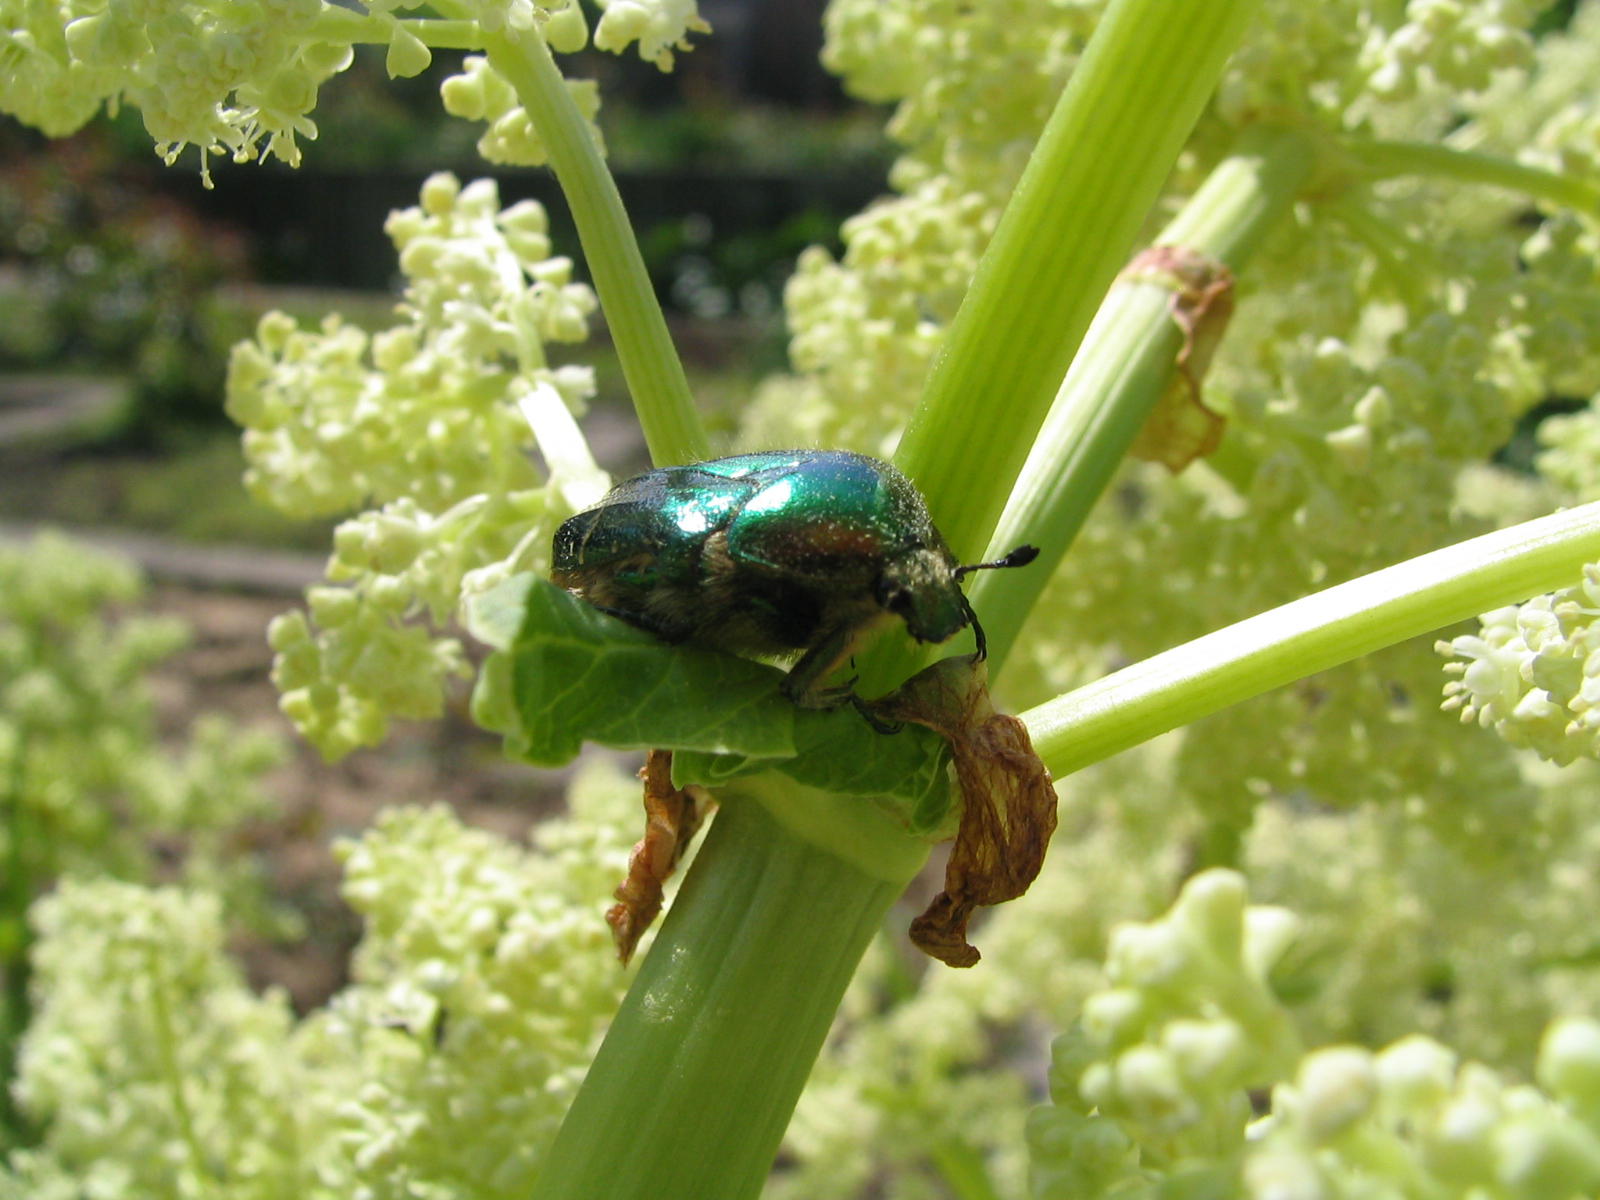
778, 708, 952, 821
671, 748, 768, 789
478, 576, 798, 766
463, 572, 538, 650
673, 707, 951, 818
473, 576, 952, 818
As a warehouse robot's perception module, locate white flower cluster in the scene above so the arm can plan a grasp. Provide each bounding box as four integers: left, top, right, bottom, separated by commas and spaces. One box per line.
1030, 870, 1600, 1199
0, 0, 711, 180
1517, 214, 1600, 400
0, 0, 346, 181
1533, 231, 1600, 505
440, 51, 600, 166
591, 0, 708, 70
300, 771, 638, 1197
745, 177, 995, 455
1028, 871, 1301, 1199
1439, 564, 1600, 765
1215, 0, 1537, 130
1242, 1028, 1600, 1199
7, 880, 323, 1199
1240, 795, 1600, 1071
6, 764, 641, 1196
1358, 0, 1537, 101
226, 172, 607, 757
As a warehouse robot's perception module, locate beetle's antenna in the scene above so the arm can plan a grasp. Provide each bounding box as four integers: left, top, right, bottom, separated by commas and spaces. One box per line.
952, 544, 1039, 661
953, 543, 1039, 581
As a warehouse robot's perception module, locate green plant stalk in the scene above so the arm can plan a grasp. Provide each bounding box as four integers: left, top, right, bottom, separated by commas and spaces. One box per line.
540, 8, 1277, 1187
1023, 500, 1600, 778
891, 0, 1262, 555
147, 948, 218, 1197
1344, 137, 1600, 213
533, 781, 922, 1200
860, 0, 1261, 697
972, 283, 1186, 667
313, 9, 485, 50
485, 27, 710, 468
970, 125, 1320, 673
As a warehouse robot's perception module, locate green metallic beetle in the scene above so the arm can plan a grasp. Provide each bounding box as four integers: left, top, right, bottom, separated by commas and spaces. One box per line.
551, 450, 1036, 719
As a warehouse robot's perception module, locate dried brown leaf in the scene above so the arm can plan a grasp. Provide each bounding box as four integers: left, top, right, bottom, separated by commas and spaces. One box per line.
872, 657, 1057, 967
1123, 244, 1235, 472
606, 748, 714, 965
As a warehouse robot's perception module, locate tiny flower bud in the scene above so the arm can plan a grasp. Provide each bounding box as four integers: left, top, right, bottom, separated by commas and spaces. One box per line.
386, 25, 432, 79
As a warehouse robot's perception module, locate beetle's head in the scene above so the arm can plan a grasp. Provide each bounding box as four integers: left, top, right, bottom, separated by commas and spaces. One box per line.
875, 548, 969, 645
875, 543, 1041, 659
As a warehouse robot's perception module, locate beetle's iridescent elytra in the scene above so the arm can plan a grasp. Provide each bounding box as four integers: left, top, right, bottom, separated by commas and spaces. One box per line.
551, 450, 1036, 716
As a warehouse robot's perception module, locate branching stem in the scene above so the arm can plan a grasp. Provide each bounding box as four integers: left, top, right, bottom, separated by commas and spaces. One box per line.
485, 28, 710, 467
313, 8, 485, 50
859, 0, 1264, 696
1025, 501, 1600, 777
1346, 137, 1600, 213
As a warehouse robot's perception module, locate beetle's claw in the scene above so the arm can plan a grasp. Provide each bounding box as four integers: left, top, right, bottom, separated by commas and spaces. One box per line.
802, 681, 859, 710
849, 693, 904, 735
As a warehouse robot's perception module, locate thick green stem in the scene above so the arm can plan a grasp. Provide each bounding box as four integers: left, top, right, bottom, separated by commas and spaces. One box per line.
891, 0, 1262, 553
1023, 501, 1600, 778
486, 29, 709, 467
971, 125, 1319, 673
859, 0, 1261, 696
523, 6, 1278, 1192
534, 784, 921, 1200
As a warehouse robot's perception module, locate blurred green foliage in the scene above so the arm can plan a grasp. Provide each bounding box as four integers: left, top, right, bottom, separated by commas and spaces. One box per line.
0, 134, 255, 441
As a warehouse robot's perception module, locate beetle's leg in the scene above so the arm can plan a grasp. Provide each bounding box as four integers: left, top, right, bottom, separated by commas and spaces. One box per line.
780, 623, 861, 708
849, 693, 904, 735
782, 625, 904, 733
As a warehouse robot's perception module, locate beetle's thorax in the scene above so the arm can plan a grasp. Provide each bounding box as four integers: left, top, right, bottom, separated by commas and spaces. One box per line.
875, 546, 968, 645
